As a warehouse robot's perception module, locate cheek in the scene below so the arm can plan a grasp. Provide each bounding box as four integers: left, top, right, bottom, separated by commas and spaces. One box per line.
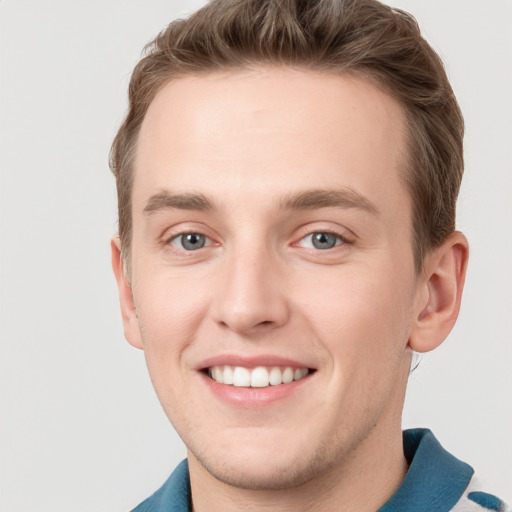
133, 276, 208, 418
134, 264, 208, 330
296, 263, 414, 361
132, 269, 212, 378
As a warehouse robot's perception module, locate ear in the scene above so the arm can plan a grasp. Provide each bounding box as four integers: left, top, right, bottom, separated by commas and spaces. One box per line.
409, 231, 469, 353
111, 236, 143, 349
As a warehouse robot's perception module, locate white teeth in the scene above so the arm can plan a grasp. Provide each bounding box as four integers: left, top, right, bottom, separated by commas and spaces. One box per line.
269, 366, 283, 386
212, 366, 224, 384
223, 366, 233, 385
208, 365, 310, 387
232, 367, 251, 387
250, 367, 269, 387
294, 368, 308, 381
282, 367, 294, 384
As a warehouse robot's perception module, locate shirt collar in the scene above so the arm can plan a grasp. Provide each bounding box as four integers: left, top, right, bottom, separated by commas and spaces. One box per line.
378, 428, 474, 512
138, 429, 474, 512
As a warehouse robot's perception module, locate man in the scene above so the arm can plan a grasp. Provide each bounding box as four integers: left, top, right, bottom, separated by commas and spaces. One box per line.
109, 0, 509, 510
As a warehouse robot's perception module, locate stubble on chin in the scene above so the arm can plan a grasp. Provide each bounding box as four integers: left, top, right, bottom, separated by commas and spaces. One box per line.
186, 425, 371, 493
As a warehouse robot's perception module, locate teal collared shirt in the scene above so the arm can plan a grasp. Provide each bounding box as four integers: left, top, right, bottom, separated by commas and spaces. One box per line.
131, 429, 507, 511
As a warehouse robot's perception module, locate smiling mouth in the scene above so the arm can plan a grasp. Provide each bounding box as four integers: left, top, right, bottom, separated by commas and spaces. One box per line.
206, 365, 313, 388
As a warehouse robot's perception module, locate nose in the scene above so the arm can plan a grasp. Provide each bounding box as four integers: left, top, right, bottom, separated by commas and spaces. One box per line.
211, 245, 290, 336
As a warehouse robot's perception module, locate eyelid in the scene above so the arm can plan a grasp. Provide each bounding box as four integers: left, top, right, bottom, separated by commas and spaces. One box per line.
292, 221, 355, 244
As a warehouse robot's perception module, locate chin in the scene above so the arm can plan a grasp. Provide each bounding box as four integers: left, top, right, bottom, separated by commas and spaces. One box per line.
189, 437, 337, 491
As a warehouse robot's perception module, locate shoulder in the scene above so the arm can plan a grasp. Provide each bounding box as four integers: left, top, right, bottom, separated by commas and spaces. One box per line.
130, 459, 191, 512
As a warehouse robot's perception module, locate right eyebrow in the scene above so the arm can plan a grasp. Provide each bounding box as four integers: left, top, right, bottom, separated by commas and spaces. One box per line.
278, 188, 379, 216
143, 190, 215, 214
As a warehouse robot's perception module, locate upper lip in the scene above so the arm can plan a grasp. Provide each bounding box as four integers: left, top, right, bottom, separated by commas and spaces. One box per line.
195, 354, 315, 371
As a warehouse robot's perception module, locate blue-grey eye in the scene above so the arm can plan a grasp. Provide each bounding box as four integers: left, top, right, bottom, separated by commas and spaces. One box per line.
297, 232, 343, 250
311, 232, 338, 249
173, 233, 207, 251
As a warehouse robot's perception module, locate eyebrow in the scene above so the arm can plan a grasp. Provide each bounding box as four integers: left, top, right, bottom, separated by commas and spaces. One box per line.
143, 191, 215, 214
278, 188, 379, 215
143, 187, 379, 216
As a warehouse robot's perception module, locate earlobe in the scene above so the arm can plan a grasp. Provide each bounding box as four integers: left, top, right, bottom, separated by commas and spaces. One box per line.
409, 232, 469, 353
111, 237, 144, 350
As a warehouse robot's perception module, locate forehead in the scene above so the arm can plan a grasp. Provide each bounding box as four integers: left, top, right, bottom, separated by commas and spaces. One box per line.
133, 67, 409, 216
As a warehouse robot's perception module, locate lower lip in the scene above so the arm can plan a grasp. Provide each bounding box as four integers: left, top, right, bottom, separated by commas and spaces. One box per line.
200, 372, 312, 408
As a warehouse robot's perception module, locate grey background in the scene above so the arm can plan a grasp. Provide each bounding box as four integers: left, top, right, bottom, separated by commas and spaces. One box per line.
1, 1, 510, 510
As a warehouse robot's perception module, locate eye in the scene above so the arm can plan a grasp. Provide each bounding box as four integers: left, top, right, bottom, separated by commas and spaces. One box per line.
299, 232, 344, 250
170, 232, 210, 251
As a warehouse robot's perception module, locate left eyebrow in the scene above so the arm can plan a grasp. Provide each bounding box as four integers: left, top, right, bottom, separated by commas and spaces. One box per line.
143, 190, 215, 214
277, 188, 379, 216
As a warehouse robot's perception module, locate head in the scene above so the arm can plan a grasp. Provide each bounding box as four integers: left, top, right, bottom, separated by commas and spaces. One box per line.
110, 0, 468, 496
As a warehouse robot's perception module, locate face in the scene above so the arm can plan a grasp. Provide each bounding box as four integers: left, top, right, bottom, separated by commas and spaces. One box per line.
121, 67, 422, 490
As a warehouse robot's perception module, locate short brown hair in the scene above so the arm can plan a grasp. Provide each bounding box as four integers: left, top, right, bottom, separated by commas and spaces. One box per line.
110, 0, 464, 272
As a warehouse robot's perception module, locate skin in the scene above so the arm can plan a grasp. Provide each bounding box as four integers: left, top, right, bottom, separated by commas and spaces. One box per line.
112, 67, 468, 512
